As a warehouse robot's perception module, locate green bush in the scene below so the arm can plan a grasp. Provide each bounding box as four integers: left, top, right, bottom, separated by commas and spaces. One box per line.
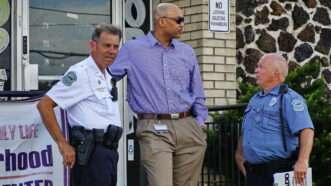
220, 62, 331, 186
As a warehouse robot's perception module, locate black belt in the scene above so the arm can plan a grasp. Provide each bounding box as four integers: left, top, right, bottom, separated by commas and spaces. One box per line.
244, 158, 295, 175
138, 110, 192, 120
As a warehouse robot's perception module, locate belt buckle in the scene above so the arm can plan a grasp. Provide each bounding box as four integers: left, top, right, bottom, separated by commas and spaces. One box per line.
170, 113, 180, 119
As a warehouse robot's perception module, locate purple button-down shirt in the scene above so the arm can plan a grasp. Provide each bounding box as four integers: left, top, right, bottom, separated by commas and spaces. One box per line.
110, 32, 208, 124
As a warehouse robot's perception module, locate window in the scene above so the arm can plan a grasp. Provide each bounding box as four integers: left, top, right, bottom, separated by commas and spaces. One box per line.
29, 0, 112, 90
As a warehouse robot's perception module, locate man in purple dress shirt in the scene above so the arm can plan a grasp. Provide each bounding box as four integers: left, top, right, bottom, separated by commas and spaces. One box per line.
110, 3, 207, 186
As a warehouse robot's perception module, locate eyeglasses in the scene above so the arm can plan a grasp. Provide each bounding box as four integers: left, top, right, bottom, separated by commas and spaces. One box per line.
162, 16, 185, 24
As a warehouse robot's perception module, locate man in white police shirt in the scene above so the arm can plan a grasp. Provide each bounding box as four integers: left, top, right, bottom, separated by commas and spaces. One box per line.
37, 24, 123, 186
235, 53, 314, 186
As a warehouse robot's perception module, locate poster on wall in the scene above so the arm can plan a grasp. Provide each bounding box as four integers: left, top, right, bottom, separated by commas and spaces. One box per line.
208, 0, 230, 32
0, 100, 69, 186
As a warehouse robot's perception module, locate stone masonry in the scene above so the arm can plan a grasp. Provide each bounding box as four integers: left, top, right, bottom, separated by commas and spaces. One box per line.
157, 0, 237, 106
237, 0, 331, 88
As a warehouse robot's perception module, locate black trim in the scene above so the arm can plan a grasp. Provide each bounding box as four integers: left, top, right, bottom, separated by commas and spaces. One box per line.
279, 84, 289, 152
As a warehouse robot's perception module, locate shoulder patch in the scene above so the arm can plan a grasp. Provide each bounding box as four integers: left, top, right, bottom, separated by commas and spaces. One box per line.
291, 99, 304, 112
62, 71, 77, 86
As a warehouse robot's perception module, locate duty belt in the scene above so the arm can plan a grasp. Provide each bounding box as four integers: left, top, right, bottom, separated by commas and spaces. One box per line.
93, 129, 105, 143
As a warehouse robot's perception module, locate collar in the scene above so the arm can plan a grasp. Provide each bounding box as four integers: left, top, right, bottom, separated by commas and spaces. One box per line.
258, 84, 288, 97
147, 31, 176, 48
86, 56, 105, 76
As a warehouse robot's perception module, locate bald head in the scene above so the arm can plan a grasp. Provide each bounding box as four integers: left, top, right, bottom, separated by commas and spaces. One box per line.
260, 53, 288, 81
255, 53, 289, 91
153, 3, 181, 24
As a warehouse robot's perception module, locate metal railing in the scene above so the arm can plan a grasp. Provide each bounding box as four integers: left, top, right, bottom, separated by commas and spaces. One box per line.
0, 91, 249, 185
200, 104, 247, 186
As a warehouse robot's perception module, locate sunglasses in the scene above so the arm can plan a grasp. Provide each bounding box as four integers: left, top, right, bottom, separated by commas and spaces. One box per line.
162, 16, 185, 24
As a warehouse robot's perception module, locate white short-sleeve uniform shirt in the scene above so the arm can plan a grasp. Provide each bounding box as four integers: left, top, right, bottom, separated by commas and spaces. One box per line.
47, 56, 121, 130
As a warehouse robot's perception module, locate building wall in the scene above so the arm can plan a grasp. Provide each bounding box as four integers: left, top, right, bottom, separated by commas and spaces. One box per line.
153, 0, 331, 107
157, 0, 237, 106
237, 0, 331, 88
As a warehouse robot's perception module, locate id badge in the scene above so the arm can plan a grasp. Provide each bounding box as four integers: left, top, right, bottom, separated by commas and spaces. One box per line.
154, 122, 168, 132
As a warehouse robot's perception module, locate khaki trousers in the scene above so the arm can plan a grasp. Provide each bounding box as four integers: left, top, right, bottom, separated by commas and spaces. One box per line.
136, 116, 207, 186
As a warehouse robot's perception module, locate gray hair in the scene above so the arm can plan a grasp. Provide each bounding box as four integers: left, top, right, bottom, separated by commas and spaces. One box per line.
91, 23, 122, 41
261, 53, 289, 80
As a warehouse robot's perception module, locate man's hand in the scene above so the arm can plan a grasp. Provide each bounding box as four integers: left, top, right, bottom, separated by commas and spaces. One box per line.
235, 150, 246, 176
235, 137, 246, 176
199, 123, 207, 131
38, 96, 76, 167
58, 141, 76, 168
293, 160, 308, 186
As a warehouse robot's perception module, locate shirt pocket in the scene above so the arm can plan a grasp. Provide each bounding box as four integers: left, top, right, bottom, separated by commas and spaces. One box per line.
262, 108, 281, 133
87, 95, 108, 113
89, 85, 112, 113
247, 106, 262, 124
168, 60, 190, 88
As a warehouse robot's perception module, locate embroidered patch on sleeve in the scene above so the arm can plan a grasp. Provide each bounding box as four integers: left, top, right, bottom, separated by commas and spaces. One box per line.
62, 71, 77, 86
291, 99, 304, 111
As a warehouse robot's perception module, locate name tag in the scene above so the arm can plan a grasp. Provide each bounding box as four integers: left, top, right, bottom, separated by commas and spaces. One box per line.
154, 123, 168, 132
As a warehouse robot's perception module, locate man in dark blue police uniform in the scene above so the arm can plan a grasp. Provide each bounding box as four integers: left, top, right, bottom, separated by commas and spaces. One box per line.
37, 24, 123, 186
235, 53, 314, 186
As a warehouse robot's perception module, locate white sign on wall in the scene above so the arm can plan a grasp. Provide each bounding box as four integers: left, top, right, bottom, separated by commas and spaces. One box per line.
208, 0, 230, 32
